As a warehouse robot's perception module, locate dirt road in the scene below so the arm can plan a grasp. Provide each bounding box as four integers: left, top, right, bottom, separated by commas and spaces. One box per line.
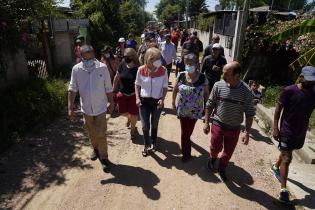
0, 73, 300, 210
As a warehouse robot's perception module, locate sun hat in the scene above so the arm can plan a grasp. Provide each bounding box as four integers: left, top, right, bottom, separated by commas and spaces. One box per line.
118, 37, 125, 43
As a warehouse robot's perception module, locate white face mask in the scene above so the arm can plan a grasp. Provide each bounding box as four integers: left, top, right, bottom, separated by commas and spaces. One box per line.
105, 53, 110, 59
153, 59, 162, 68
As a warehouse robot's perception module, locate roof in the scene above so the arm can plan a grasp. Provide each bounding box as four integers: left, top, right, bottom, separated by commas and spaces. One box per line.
202, 10, 237, 17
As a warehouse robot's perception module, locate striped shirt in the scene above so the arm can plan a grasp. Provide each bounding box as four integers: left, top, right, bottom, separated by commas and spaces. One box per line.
206, 80, 256, 130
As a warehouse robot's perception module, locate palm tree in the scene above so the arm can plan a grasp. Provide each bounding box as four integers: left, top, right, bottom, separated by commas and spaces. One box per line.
272, 19, 315, 70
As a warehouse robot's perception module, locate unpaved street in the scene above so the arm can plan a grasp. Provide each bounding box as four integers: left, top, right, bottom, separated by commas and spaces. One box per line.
0, 74, 299, 210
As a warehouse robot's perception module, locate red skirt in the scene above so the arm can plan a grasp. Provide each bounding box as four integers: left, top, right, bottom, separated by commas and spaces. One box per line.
116, 92, 139, 115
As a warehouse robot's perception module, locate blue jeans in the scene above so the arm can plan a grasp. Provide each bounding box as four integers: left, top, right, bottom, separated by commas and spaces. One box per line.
139, 98, 163, 147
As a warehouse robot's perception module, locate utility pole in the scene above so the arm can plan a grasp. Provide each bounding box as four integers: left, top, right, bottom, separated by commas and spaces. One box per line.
186, 0, 189, 29
235, 0, 250, 63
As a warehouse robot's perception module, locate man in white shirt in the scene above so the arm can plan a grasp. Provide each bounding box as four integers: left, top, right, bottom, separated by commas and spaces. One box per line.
68, 45, 114, 173
160, 34, 177, 81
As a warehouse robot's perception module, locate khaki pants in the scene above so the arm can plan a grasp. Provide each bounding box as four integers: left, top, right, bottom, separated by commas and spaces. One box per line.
83, 112, 108, 160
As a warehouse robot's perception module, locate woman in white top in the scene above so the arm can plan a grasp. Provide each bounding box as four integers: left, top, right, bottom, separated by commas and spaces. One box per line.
135, 47, 168, 156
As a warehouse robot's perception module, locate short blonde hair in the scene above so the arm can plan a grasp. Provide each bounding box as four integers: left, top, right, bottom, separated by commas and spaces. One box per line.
144, 47, 161, 65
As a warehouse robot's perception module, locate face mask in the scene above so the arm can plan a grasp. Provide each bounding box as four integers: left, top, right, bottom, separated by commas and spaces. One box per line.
82, 58, 95, 68
105, 53, 110, 59
125, 57, 132, 64
302, 82, 315, 90
153, 60, 162, 68
185, 65, 196, 74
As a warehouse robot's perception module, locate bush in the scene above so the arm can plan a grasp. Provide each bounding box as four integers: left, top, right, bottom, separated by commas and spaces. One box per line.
0, 78, 68, 153
263, 86, 284, 108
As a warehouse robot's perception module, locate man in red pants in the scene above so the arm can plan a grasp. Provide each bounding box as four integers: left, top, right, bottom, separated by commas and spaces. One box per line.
203, 61, 255, 182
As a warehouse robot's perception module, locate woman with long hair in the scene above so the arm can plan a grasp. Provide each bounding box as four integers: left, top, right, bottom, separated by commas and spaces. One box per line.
113, 48, 140, 140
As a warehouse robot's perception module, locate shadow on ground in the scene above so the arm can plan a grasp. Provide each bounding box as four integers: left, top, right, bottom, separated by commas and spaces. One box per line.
250, 127, 274, 145
288, 178, 315, 209
0, 113, 93, 209
225, 163, 297, 210
100, 164, 160, 200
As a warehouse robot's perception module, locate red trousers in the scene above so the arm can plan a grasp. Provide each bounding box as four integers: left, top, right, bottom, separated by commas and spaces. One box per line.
179, 117, 197, 158
210, 124, 240, 170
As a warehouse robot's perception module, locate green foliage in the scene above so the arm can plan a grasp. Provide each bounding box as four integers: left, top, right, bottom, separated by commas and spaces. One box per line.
72, 0, 149, 52
196, 14, 214, 31
0, 78, 68, 153
219, 0, 306, 10
155, 0, 208, 22
272, 19, 315, 41
120, 1, 145, 35
161, 4, 181, 21
263, 86, 283, 108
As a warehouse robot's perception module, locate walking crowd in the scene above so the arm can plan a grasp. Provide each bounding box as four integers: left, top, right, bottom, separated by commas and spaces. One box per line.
69, 27, 315, 205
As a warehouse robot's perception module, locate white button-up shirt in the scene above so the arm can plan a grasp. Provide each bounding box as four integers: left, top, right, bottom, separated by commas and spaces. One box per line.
68, 60, 113, 116
160, 41, 177, 65
135, 66, 168, 99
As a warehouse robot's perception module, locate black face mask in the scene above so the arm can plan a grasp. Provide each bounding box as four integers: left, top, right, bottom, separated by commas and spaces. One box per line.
302, 82, 315, 90
125, 57, 132, 64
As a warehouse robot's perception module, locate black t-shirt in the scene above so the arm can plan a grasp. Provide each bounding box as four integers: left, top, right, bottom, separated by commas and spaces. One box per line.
182, 41, 198, 55
201, 55, 227, 86
118, 62, 138, 95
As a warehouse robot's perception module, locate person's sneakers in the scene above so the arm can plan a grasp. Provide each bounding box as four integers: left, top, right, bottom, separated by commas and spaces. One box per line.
279, 188, 290, 204
218, 169, 228, 182
100, 159, 111, 173
90, 149, 99, 161
207, 157, 217, 171
270, 164, 281, 182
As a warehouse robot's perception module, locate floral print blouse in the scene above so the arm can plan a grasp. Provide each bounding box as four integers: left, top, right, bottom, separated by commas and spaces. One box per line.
176, 72, 208, 119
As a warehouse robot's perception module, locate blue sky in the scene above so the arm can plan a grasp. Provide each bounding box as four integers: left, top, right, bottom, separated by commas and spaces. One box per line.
59, 0, 219, 13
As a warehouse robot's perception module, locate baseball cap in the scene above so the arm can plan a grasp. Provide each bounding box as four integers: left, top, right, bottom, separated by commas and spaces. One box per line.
141, 34, 145, 39
118, 37, 125, 43
212, 43, 221, 49
301, 66, 315, 81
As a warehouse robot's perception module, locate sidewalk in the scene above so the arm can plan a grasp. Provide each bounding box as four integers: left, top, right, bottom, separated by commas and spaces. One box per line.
255, 104, 315, 210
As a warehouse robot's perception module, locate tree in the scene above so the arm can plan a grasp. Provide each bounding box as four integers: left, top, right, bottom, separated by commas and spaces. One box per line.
219, 0, 306, 10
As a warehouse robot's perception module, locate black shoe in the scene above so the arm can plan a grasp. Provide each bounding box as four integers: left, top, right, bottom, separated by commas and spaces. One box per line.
100, 159, 111, 173
207, 157, 217, 171
90, 149, 99, 161
218, 169, 228, 182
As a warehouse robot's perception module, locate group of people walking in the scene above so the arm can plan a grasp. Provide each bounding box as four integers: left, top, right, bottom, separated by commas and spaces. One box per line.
68, 29, 315, 205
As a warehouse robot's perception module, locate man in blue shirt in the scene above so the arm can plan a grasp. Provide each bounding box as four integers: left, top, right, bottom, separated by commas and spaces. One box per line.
160, 34, 177, 80
126, 33, 137, 50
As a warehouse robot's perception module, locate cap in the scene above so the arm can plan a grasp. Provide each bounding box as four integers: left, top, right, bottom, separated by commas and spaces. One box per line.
212, 43, 221, 49
118, 37, 125, 43
301, 66, 315, 82
76, 39, 81, 43
141, 34, 145, 39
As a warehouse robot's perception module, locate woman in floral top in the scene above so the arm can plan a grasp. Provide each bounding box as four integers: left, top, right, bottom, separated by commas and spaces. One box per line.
172, 54, 209, 162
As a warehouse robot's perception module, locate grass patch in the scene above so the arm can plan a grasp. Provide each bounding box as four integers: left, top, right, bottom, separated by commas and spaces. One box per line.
0, 78, 68, 153
263, 86, 283, 108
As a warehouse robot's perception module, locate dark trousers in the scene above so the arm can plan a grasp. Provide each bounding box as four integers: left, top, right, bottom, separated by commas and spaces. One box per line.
179, 117, 197, 158
210, 124, 240, 170
139, 98, 162, 147
165, 63, 172, 80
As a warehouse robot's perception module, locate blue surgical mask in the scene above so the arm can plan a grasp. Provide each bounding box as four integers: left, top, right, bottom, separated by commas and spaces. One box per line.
82, 58, 95, 68
185, 65, 196, 74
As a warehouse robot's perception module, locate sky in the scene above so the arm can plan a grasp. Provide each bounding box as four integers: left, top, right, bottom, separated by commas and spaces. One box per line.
59, 0, 219, 13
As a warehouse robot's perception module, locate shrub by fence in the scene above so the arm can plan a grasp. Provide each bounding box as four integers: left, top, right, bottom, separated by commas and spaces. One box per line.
0, 78, 68, 153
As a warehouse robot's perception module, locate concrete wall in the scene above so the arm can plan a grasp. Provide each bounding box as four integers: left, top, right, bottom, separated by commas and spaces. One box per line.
53, 32, 74, 70
192, 29, 211, 50
0, 50, 28, 89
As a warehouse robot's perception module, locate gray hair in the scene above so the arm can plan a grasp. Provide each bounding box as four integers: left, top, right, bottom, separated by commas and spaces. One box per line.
184, 53, 198, 65
80, 45, 94, 55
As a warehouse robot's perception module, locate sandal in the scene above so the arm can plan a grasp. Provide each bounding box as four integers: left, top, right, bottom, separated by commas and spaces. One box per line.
142, 148, 148, 157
